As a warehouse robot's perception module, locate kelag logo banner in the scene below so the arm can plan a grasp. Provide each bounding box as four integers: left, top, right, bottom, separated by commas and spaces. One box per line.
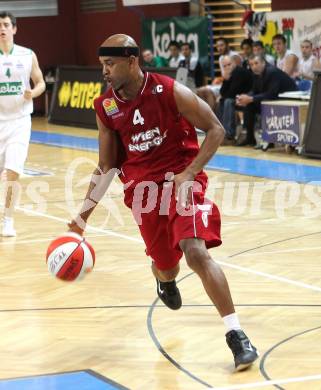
49, 66, 104, 129
142, 16, 209, 71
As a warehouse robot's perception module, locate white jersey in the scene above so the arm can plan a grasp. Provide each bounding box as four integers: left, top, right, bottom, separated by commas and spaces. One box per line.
276, 49, 296, 71
0, 44, 33, 121
299, 54, 318, 79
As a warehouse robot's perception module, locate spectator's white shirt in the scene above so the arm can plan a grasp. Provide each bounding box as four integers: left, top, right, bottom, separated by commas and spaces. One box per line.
276, 49, 297, 71
169, 54, 184, 68
298, 54, 318, 79
265, 54, 275, 66
181, 55, 199, 71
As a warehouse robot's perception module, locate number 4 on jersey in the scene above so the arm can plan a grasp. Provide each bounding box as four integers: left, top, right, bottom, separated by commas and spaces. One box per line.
133, 109, 144, 125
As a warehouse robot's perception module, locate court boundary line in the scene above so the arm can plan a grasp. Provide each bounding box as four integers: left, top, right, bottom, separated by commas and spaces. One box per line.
0, 303, 320, 314
259, 325, 321, 390
14, 205, 321, 293
0, 233, 116, 246
211, 373, 321, 390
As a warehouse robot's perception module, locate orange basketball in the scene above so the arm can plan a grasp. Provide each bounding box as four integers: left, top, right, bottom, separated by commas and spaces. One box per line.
46, 232, 95, 281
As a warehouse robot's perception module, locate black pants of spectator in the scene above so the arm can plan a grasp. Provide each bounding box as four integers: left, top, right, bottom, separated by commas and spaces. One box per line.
217, 98, 236, 139
243, 101, 261, 144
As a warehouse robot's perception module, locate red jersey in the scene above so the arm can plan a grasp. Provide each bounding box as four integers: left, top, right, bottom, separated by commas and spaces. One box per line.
94, 72, 201, 186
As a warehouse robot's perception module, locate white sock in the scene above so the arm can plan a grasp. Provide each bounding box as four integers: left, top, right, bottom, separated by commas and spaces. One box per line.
223, 313, 241, 333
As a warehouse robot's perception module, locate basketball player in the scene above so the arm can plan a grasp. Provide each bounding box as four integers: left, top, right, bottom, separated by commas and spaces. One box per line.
69, 34, 258, 371
0, 12, 45, 236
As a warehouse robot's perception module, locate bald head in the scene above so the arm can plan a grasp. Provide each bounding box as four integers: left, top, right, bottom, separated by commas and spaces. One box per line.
221, 55, 236, 76
221, 55, 236, 67
101, 34, 138, 48
98, 34, 142, 94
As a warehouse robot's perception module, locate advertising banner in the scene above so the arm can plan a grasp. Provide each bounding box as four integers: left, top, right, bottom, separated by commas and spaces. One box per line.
49, 66, 104, 129
142, 16, 208, 70
258, 9, 321, 59
262, 104, 300, 145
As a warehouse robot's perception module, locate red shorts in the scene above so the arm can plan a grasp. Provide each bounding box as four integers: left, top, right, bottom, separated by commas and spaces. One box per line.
127, 172, 222, 271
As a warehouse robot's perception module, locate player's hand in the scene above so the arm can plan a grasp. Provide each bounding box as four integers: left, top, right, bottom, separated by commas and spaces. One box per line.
172, 170, 195, 209
68, 219, 85, 236
23, 89, 33, 100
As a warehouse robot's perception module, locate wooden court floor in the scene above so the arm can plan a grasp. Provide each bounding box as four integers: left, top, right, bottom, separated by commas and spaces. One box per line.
0, 118, 320, 390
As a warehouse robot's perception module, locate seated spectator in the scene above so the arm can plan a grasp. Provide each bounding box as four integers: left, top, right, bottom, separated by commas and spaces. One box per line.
217, 55, 253, 142
217, 37, 242, 74
272, 34, 298, 78
142, 49, 168, 68
236, 54, 297, 146
178, 42, 204, 90
195, 37, 242, 106
168, 40, 184, 68
296, 39, 320, 81
240, 38, 253, 70
253, 40, 275, 66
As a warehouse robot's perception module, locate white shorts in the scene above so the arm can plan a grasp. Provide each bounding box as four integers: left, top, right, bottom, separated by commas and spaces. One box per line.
0, 116, 31, 175
208, 84, 222, 98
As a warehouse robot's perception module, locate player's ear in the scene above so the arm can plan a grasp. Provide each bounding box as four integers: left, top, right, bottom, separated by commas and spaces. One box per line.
13, 25, 17, 35
128, 55, 136, 66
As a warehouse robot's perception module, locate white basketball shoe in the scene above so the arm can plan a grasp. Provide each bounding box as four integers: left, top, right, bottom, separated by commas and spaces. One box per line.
2, 217, 16, 237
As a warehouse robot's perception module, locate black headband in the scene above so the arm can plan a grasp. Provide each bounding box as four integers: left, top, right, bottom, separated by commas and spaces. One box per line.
98, 46, 140, 57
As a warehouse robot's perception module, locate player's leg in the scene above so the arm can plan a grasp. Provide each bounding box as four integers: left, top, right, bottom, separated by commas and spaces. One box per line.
179, 238, 258, 371
2, 142, 29, 237
151, 262, 182, 310
2, 117, 31, 236
169, 174, 258, 370
2, 168, 20, 237
180, 237, 234, 316
151, 261, 179, 282
134, 198, 182, 310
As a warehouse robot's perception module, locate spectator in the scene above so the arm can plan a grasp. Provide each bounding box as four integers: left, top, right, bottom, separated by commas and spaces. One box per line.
168, 40, 184, 68
178, 42, 204, 89
296, 39, 320, 81
272, 34, 298, 78
240, 38, 253, 70
236, 54, 297, 146
217, 37, 242, 74
218, 55, 253, 142
142, 49, 168, 68
195, 38, 242, 106
253, 40, 275, 66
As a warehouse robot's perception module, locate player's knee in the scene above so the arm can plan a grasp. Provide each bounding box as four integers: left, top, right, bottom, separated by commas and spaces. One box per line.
184, 246, 211, 272
5, 169, 19, 181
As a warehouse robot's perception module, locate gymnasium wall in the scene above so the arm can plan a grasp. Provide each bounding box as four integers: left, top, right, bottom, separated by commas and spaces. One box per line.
272, 0, 321, 10
75, 0, 189, 66
13, 0, 188, 113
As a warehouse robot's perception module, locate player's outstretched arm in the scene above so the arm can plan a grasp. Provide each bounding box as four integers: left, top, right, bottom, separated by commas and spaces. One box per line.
69, 115, 119, 235
173, 81, 225, 180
